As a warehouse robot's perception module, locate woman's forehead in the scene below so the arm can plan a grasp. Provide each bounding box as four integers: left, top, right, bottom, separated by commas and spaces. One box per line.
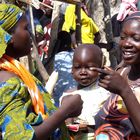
122, 19, 140, 32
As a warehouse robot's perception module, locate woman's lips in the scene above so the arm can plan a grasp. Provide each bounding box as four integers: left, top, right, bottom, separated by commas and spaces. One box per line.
123, 51, 136, 59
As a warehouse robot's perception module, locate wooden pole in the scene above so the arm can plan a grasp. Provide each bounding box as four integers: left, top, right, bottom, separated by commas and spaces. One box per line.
45, 1, 62, 75
29, 5, 49, 83
75, 2, 82, 45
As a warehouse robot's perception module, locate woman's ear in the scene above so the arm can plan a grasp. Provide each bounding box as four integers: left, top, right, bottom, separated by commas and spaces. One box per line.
9, 35, 14, 44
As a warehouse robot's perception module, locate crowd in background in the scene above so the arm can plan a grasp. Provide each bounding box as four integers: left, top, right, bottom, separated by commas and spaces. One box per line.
1, 0, 140, 140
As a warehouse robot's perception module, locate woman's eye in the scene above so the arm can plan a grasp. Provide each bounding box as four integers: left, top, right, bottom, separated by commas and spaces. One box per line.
120, 35, 126, 40
133, 36, 140, 42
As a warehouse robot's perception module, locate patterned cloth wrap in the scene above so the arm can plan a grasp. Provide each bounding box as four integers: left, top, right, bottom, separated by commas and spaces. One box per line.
94, 66, 140, 140
0, 4, 70, 140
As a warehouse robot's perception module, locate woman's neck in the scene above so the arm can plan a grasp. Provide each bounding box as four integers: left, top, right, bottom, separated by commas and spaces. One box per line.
129, 64, 140, 81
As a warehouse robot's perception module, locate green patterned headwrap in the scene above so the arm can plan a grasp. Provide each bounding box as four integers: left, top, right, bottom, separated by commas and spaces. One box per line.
0, 4, 23, 58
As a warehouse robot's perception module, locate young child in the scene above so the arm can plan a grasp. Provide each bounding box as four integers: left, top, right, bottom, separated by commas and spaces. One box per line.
60, 44, 110, 140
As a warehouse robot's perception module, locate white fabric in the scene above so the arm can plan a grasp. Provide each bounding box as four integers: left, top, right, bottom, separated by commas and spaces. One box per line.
60, 81, 110, 125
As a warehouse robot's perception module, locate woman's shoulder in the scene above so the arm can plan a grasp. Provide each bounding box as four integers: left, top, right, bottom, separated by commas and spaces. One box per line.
0, 70, 19, 83
116, 65, 130, 76
115, 60, 130, 74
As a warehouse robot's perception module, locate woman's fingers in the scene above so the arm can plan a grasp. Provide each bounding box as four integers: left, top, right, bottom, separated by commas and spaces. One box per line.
98, 82, 108, 89
93, 67, 110, 75
99, 78, 110, 88
104, 66, 113, 71
93, 67, 113, 80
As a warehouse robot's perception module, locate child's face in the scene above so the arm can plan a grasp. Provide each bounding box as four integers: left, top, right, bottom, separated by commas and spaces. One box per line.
72, 49, 101, 88
119, 19, 140, 65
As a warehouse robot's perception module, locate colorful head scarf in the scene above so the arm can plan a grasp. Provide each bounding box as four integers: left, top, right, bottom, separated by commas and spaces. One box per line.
117, 0, 138, 21
0, 4, 23, 58
124, 11, 140, 22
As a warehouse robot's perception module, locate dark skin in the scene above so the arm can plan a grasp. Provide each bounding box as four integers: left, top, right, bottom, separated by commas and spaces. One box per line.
94, 32, 101, 45
94, 19, 140, 136
72, 44, 103, 89
65, 44, 102, 128
1, 15, 83, 140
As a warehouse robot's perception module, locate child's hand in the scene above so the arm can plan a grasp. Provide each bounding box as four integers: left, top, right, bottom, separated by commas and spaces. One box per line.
61, 94, 83, 118
94, 67, 131, 97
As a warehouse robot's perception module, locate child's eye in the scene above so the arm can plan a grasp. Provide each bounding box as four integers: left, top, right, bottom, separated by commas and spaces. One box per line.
74, 66, 80, 69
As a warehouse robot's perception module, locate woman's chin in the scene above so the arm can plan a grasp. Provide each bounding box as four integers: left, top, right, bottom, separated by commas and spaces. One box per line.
123, 57, 137, 65
123, 53, 139, 65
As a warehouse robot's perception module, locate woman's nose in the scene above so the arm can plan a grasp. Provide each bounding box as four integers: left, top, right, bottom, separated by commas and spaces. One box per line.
122, 37, 133, 48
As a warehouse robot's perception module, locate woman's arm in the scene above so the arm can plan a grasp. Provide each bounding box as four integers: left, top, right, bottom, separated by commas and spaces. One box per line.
94, 67, 140, 135
120, 88, 140, 135
0, 71, 83, 140
33, 94, 83, 140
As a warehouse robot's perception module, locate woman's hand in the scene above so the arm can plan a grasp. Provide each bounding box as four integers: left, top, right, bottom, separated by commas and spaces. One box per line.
94, 67, 131, 97
61, 94, 83, 118
34, 94, 83, 139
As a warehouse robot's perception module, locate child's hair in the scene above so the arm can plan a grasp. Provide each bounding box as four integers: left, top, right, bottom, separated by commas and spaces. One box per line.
77, 44, 104, 67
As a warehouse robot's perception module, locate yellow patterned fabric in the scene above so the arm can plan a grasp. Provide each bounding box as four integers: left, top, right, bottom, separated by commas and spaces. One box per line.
0, 55, 46, 118
0, 76, 70, 139
0, 4, 23, 58
0, 56, 71, 139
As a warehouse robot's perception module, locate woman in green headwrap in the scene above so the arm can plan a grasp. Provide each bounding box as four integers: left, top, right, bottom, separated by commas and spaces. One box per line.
0, 4, 83, 140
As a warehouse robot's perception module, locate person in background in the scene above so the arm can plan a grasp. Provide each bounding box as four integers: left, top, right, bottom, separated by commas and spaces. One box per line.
0, 4, 83, 140
62, 0, 101, 47
94, 11, 140, 140
53, 31, 77, 107
60, 44, 110, 140
35, 24, 48, 59
108, 0, 139, 69
39, 0, 53, 48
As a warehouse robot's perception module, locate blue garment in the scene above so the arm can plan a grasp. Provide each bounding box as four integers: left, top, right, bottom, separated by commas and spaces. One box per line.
53, 51, 77, 107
